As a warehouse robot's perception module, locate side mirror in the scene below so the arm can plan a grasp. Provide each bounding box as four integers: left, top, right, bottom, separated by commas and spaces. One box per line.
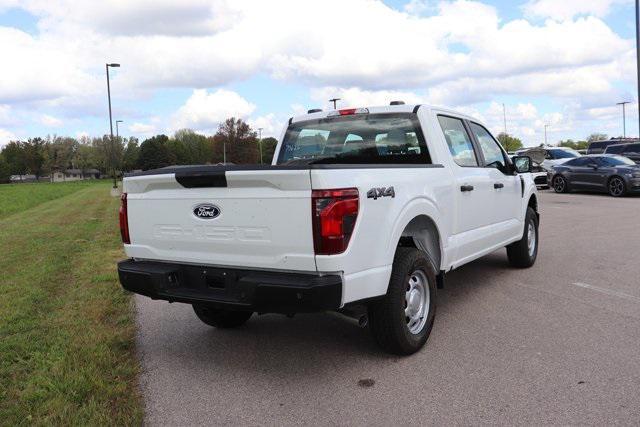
513, 155, 532, 174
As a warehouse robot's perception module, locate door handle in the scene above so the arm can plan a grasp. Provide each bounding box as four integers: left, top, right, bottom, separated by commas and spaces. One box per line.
460, 185, 474, 192
494, 183, 504, 189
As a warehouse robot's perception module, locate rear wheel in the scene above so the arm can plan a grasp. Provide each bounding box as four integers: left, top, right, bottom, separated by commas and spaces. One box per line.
552, 175, 569, 193
368, 247, 437, 355
192, 305, 253, 328
507, 207, 539, 268
608, 176, 626, 197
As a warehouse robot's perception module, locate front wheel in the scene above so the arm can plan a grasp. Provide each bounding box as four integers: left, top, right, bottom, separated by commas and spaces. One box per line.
192, 305, 253, 328
368, 247, 437, 355
507, 207, 539, 268
552, 175, 569, 193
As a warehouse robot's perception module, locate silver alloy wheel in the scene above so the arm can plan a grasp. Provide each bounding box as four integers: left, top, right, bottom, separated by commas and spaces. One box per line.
553, 176, 565, 193
609, 177, 624, 197
405, 270, 429, 335
527, 221, 536, 257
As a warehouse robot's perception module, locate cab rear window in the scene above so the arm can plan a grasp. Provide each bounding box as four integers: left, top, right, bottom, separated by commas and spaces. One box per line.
277, 113, 431, 165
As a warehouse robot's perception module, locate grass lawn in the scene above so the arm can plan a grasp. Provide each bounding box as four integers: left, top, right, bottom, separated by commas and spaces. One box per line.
0, 180, 98, 220
0, 180, 143, 424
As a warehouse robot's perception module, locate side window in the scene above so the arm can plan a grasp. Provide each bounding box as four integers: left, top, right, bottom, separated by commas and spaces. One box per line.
625, 144, 640, 155
568, 158, 590, 166
469, 122, 507, 170
437, 115, 478, 167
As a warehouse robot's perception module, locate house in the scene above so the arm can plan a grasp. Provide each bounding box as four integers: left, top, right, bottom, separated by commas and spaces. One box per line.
51, 169, 102, 182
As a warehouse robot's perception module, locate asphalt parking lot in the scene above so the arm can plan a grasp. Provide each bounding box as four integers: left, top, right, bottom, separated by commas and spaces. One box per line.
135, 191, 640, 426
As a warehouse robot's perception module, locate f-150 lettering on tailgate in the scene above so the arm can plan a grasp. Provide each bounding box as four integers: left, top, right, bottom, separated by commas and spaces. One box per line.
153, 225, 271, 242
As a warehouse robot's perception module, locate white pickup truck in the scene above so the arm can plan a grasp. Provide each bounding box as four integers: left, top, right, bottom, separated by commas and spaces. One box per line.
118, 103, 539, 355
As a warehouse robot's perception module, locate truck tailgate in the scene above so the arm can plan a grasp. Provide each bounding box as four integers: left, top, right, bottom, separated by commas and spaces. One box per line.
123, 168, 316, 271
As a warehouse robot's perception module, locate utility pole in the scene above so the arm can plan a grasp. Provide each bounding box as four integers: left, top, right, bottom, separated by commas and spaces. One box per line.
329, 98, 341, 109
502, 103, 507, 136
617, 102, 630, 138
258, 127, 263, 164
106, 63, 120, 189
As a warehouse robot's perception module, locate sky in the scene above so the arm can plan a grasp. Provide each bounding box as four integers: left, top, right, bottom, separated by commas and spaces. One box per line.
0, 0, 638, 147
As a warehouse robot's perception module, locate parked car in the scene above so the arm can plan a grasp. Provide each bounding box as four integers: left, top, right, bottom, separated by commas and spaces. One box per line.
118, 103, 539, 355
587, 138, 639, 154
548, 154, 640, 197
515, 146, 581, 188
604, 143, 640, 164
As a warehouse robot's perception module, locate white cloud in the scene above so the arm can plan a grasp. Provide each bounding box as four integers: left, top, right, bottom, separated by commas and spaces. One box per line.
129, 122, 158, 136
247, 113, 282, 138
40, 114, 63, 127
1, 0, 632, 104
0, 128, 17, 147
524, 0, 630, 20
310, 87, 423, 110
171, 89, 255, 132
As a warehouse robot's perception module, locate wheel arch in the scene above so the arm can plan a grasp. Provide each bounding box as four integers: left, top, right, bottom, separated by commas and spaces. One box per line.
394, 214, 443, 273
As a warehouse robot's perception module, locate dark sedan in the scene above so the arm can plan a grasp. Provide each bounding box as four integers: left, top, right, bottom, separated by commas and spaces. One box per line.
548, 154, 640, 197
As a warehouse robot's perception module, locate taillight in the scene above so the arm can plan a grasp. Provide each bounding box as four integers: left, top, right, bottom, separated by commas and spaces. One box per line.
119, 193, 131, 244
312, 188, 359, 255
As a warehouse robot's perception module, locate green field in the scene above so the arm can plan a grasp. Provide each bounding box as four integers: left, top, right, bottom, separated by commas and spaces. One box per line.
0, 180, 98, 219
0, 181, 142, 424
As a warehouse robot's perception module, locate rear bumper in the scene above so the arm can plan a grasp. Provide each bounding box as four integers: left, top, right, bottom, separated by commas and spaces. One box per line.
118, 259, 342, 313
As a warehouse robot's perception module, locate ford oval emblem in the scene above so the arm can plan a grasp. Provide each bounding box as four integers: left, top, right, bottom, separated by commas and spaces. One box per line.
193, 204, 221, 220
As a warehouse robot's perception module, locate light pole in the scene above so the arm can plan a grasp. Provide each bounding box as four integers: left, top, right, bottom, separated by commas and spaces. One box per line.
617, 101, 630, 138
106, 63, 120, 189
502, 103, 507, 136
636, 0, 640, 138
258, 127, 263, 164
116, 120, 123, 139
544, 124, 550, 146
329, 98, 341, 109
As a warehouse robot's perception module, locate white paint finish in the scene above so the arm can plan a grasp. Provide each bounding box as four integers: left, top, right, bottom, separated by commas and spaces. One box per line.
124, 169, 317, 271
122, 104, 537, 305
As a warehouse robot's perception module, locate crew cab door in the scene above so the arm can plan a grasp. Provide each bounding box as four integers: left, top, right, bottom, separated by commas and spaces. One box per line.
436, 115, 494, 262
467, 121, 522, 243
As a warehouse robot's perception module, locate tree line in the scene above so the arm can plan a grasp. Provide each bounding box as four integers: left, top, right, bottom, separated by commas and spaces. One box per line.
0, 118, 278, 183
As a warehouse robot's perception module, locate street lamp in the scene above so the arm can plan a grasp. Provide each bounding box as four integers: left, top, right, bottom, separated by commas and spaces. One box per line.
258, 127, 263, 164
636, 0, 640, 138
544, 124, 550, 146
616, 101, 630, 138
116, 120, 123, 139
329, 98, 341, 109
502, 103, 507, 136
106, 62, 120, 189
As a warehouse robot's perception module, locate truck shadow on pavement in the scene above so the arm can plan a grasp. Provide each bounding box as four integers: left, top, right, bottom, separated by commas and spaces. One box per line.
138, 251, 513, 377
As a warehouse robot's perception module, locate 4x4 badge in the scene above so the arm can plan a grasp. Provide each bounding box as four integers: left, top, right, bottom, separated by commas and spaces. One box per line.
367, 187, 395, 200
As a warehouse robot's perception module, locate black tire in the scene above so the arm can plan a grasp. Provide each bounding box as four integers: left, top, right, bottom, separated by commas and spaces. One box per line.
507, 207, 539, 268
192, 305, 253, 328
368, 247, 437, 355
608, 176, 626, 197
552, 175, 569, 193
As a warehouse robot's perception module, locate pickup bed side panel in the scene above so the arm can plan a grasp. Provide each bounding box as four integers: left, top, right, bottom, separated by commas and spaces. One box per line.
123, 170, 317, 272
310, 167, 453, 304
